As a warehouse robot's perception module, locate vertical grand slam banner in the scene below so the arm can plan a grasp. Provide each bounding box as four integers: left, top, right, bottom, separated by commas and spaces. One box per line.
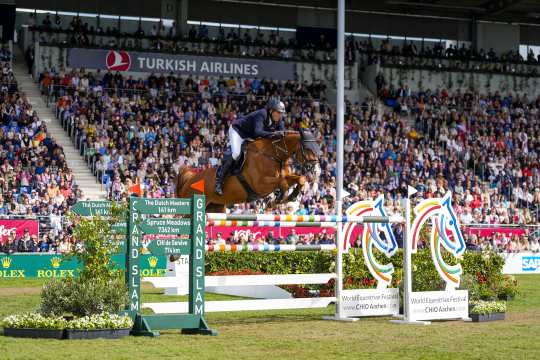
67, 48, 296, 80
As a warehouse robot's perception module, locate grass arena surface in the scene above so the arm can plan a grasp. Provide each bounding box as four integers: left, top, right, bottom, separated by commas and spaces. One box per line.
0, 275, 539, 360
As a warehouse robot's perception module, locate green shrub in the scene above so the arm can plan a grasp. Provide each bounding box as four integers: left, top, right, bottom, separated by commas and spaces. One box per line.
206, 249, 510, 295
40, 277, 127, 317
38, 201, 129, 317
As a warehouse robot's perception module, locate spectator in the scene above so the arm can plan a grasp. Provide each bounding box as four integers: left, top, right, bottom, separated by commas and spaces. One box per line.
17, 228, 34, 252
1, 230, 18, 254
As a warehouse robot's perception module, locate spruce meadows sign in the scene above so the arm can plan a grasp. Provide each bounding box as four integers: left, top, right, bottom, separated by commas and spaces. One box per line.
67, 49, 296, 80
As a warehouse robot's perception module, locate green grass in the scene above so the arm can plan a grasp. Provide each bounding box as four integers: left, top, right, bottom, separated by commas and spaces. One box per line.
0, 276, 539, 360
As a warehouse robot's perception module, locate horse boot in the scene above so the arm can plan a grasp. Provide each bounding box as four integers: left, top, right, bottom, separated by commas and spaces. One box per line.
215, 157, 235, 195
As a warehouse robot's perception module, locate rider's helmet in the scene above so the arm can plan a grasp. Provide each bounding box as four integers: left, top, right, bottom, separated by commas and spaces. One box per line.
267, 98, 286, 114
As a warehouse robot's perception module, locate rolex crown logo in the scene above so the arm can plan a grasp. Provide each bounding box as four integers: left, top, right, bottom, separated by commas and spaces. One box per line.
50, 257, 62, 268
1, 257, 12, 269
148, 256, 158, 268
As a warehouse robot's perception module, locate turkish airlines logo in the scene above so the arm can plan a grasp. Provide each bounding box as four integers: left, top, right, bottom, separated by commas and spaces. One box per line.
106, 50, 131, 71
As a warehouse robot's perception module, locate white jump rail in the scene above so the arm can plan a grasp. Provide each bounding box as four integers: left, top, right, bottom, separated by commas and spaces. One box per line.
144, 297, 337, 313
143, 273, 337, 313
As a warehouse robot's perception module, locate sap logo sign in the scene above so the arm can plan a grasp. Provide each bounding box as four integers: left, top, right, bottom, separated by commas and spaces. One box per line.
522, 256, 540, 272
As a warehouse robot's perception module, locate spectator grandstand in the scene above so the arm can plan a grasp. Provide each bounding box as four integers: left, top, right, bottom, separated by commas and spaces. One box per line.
2, 2, 539, 253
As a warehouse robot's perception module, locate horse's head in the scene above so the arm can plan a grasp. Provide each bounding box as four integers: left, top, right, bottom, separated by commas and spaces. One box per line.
296, 130, 319, 173
369, 195, 398, 256
437, 192, 465, 256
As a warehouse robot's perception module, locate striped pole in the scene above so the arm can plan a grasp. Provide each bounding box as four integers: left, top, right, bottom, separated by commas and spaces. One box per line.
207, 213, 403, 224
206, 244, 336, 252
207, 220, 338, 228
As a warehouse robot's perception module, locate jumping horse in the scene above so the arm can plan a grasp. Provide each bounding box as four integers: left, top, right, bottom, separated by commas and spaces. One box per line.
176, 130, 319, 213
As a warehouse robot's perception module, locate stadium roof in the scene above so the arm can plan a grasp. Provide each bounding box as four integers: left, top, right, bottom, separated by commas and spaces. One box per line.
214, 0, 540, 25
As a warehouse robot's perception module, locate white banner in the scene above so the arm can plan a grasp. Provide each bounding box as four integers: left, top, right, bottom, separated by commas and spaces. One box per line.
502, 252, 540, 274
409, 290, 468, 321
341, 288, 399, 317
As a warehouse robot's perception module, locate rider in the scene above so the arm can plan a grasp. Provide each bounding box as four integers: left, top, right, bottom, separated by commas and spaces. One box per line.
214, 98, 286, 195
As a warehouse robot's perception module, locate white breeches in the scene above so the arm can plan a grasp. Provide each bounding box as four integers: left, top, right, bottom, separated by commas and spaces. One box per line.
229, 127, 244, 160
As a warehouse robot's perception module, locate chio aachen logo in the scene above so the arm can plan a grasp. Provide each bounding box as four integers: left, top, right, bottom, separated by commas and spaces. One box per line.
106, 50, 131, 71
522, 256, 540, 272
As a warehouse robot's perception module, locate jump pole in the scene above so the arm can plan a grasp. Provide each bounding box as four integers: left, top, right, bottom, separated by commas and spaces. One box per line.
390, 186, 430, 325
322, 0, 355, 322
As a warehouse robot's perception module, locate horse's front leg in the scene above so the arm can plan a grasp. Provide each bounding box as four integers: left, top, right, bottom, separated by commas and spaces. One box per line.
284, 174, 305, 202
260, 176, 290, 207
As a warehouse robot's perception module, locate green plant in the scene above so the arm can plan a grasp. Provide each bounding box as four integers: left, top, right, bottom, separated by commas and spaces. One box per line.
65, 202, 127, 283
470, 300, 507, 315
37, 202, 128, 317
2, 313, 67, 329
459, 274, 482, 301
205, 249, 511, 296
497, 275, 519, 300
40, 275, 128, 317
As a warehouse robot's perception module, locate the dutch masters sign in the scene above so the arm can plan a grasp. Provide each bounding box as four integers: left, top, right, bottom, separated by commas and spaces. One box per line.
67, 48, 296, 80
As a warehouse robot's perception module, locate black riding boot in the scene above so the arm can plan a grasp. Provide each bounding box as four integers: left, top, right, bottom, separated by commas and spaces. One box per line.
215, 157, 235, 195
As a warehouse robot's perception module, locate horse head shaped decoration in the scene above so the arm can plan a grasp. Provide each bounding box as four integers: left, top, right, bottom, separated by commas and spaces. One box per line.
343, 195, 398, 288
411, 192, 465, 290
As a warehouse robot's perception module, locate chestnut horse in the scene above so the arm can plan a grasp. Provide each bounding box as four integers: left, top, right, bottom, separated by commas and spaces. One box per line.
176, 130, 319, 213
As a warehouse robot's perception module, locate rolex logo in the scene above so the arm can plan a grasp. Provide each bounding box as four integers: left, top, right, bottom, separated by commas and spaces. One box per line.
148, 256, 158, 268
1, 257, 12, 269
50, 257, 62, 268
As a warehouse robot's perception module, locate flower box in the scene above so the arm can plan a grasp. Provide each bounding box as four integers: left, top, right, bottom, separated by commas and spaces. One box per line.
471, 312, 505, 322
3, 327, 65, 339
64, 328, 130, 340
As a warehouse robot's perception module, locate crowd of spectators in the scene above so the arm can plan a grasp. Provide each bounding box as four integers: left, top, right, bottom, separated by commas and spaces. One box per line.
26, 13, 540, 74
29, 15, 335, 63
0, 227, 78, 254
0, 57, 84, 251
37, 67, 540, 227
1, 15, 537, 255
0, 45, 16, 94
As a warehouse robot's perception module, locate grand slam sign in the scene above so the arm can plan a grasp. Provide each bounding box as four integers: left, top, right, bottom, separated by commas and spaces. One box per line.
67, 48, 296, 80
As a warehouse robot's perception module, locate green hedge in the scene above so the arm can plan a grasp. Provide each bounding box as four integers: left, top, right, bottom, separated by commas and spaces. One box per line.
206, 249, 507, 297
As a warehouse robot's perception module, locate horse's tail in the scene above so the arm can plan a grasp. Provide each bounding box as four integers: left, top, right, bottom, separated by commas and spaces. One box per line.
176, 166, 197, 196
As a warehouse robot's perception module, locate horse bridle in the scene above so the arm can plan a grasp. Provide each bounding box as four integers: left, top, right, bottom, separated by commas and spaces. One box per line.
271, 131, 318, 173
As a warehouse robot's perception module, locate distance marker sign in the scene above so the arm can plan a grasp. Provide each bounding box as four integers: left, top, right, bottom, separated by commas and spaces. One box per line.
72, 201, 112, 216
133, 198, 191, 215
146, 238, 190, 255
140, 218, 191, 235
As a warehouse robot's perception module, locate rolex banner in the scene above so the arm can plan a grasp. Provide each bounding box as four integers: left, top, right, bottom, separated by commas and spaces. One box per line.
67, 48, 296, 80
0, 254, 167, 278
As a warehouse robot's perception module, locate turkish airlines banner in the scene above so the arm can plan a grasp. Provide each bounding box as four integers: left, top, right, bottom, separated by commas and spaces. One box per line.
0, 220, 39, 244
67, 48, 296, 80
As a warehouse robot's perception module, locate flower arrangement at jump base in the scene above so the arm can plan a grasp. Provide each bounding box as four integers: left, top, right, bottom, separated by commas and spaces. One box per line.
2, 203, 132, 340
469, 300, 507, 322
2, 313, 132, 339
